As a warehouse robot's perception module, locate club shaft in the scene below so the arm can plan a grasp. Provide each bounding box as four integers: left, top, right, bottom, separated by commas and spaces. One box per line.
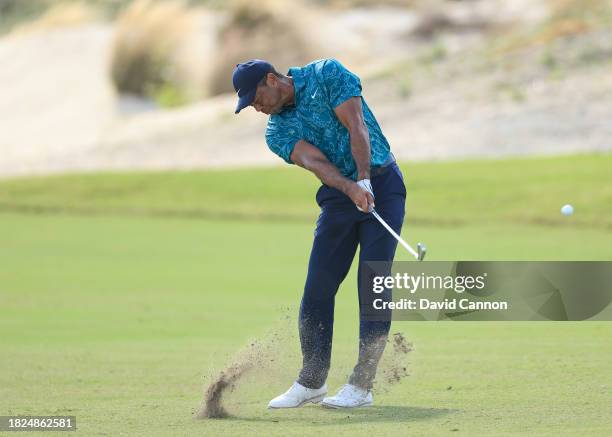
370, 209, 419, 259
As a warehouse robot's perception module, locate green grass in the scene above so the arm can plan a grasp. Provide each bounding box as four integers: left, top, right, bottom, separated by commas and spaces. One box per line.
1, 155, 612, 435
1, 154, 612, 228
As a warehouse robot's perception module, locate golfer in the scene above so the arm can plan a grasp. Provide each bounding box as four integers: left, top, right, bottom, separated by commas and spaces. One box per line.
233, 58, 406, 409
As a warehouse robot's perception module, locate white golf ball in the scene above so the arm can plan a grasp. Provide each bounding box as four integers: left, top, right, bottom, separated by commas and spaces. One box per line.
561, 204, 574, 216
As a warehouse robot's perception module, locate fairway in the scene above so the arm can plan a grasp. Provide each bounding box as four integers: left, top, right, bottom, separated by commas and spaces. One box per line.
1, 155, 612, 436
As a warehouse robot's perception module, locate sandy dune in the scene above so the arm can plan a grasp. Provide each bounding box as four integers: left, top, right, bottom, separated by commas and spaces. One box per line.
0, 1, 610, 178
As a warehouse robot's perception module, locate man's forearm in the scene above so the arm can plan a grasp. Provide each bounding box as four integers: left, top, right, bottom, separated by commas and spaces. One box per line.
290, 139, 359, 196
290, 139, 373, 212
349, 124, 371, 180
305, 157, 355, 195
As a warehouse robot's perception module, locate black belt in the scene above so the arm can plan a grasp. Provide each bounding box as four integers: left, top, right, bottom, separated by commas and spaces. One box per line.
371, 159, 396, 178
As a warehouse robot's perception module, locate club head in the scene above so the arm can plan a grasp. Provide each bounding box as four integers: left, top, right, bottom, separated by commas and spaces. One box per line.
417, 243, 427, 261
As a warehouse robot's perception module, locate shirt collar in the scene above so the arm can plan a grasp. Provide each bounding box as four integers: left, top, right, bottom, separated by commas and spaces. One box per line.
287, 66, 306, 108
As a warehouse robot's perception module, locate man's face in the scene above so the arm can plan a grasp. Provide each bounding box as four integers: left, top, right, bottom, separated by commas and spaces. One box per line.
251, 74, 283, 115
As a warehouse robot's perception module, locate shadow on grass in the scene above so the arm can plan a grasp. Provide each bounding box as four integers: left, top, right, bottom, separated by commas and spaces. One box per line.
221, 405, 456, 425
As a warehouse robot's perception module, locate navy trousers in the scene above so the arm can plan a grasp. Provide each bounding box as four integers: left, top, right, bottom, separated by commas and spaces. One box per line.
297, 162, 406, 390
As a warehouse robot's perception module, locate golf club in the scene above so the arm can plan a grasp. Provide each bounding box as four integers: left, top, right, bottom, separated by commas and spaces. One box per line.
370, 209, 427, 261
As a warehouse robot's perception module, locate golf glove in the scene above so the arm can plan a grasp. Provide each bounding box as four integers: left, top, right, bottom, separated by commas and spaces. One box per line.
356, 178, 374, 212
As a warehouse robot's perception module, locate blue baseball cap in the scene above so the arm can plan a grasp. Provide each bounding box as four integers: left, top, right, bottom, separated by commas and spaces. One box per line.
233, 59, 273, 114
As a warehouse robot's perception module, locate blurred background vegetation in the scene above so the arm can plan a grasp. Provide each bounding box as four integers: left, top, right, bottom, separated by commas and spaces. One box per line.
0, 0, 611, 176
2, 0, 609, 107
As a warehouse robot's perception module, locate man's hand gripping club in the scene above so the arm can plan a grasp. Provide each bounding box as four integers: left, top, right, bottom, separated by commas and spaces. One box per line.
352, 179, 375, 212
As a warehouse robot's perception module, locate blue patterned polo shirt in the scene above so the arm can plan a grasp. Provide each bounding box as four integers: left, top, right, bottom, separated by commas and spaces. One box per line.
265, 58, 391, 180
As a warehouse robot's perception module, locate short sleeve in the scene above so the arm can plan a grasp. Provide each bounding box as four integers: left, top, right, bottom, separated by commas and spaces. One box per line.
320, 58, 362, 108
265, 114, 301, 164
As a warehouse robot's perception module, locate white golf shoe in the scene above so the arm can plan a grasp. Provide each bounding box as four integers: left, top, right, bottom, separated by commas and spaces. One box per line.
268, 381, 327, 409
321, 384, 373, 409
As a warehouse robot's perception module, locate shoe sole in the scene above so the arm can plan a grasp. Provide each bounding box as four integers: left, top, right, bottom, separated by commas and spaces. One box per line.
268, 393, 327, 409
320, 400, 373, 409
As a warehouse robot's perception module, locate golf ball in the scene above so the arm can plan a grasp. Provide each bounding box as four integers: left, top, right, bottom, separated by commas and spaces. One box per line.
561, 204, 574, 216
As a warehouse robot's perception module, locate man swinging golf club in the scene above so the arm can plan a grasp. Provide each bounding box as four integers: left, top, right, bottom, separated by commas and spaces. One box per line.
233, 58, 406, 409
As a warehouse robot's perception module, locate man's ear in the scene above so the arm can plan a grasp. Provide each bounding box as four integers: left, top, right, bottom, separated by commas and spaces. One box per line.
267, 72, 278, 87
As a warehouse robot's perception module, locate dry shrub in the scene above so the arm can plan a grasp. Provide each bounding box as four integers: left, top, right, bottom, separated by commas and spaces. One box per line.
550, 0, 612, 21
535, 19, 590, 44
110, 0, 195, 101
530, 0, 612, 45
412, 11, 490, 38
494, 0, 612, 54
208, 0, 316, 96
320, 0, 415, 8
10, 1, 96, 35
